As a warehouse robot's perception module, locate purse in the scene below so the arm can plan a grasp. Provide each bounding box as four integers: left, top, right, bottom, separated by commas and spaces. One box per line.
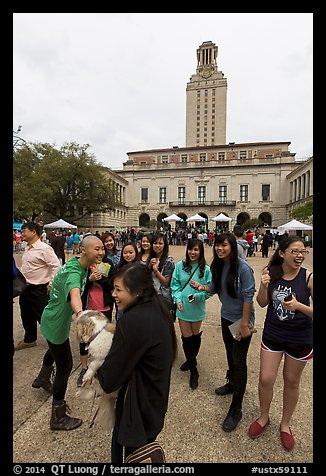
160, 295, 177, 322
228, 319, 257, 341
13, 269, 28, 298
124, 441, 166, 464
160, 265, 199, 321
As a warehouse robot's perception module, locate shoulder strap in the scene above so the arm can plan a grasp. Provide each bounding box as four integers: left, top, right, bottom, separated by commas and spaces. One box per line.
306, 272, 312, 285
161, 256, 173, 273
180, 265, 199, 292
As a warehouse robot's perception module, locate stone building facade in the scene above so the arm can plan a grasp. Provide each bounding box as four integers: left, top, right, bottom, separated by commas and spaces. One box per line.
60, 41, 312, 233
99, 41, 312, 232
115, 141, 306, 230
77, 168, 128, 232
286, 157, 313, 219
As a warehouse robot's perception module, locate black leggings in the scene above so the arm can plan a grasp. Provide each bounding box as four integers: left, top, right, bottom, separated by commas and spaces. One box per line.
43, 339, 73, 402
221, 317, 252, 405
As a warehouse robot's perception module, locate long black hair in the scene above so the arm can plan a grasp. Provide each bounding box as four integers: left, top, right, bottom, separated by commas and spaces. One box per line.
116, 241, 140, 270
211, 232, 239, 298
152, 232, 170, 272
183, 238, 206, 278
139, 233, 155, 266
266, 235, 306, 286
104, 232, 119, 255
113, 262, 177, 363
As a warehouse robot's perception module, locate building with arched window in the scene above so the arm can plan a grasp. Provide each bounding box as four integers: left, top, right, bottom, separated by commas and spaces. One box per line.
114, 142, 311, 230
96, 41, 312, 232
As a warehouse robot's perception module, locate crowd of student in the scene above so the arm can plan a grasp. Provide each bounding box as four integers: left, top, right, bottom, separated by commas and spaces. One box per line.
13, 221, 313, 461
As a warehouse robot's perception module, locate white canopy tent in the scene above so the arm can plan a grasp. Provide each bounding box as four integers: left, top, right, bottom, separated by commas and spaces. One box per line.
186, 213, 207, 222
277, 219, 313, 232
44, 219, 77, 229
211, 213, 232, 222
162, 214, 183, 222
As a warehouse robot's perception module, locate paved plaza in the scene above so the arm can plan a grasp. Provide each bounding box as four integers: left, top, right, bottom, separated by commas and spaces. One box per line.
13, 245, 313, 464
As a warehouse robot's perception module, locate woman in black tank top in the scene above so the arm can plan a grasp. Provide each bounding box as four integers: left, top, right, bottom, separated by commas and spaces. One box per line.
248, 236, 313, 451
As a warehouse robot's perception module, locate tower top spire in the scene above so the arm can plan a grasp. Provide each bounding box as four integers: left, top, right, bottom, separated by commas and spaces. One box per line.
196, 41, 218, 78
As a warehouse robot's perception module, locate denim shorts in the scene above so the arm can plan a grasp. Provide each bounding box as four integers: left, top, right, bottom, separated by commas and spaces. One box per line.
261, 333, 313, 362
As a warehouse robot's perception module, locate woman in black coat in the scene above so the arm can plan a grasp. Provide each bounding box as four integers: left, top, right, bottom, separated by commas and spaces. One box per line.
97, 263, 177, 463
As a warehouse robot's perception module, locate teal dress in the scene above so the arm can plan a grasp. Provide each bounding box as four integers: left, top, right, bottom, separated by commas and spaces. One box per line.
170, 261, 212, 322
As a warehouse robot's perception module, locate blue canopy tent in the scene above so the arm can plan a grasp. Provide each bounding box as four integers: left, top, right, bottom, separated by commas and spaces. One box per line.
13, 222, 24, 231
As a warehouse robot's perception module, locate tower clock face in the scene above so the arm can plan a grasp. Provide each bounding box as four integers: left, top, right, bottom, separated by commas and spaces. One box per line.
201, 66, 213, 79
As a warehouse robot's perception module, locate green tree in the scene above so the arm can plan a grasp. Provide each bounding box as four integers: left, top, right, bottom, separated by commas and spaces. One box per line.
13, 142, 118, 223
13, 144, 50, 221
291, 201, 313, 221
242, 217, 263, 231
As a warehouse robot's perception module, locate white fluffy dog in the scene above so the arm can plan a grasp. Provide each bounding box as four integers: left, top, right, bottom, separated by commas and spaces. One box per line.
75, 310, 118, 431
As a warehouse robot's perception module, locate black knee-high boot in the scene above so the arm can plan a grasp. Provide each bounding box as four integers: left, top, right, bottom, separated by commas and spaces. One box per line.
182, 335, 199, 390
180, 332, 202, 371
192, 331, 202, 358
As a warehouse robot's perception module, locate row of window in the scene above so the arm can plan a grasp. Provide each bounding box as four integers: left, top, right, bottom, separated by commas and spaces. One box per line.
197, 89, 216, 96
49, 208, 126, 219
160, 151, 250, 163
141, 184, 271, 203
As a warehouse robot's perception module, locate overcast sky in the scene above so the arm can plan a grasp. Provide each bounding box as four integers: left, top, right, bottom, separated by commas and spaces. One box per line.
13, 13, 313, 170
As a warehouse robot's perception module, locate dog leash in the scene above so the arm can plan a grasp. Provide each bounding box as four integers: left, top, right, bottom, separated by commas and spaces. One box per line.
84, 324, 107, 351
88, 390, 99, 428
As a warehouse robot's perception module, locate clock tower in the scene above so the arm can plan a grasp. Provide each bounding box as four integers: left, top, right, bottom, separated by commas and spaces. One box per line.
186, 41, 227, 148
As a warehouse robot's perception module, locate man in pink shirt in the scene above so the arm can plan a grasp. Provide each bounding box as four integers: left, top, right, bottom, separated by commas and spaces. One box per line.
15, 222, 61, 351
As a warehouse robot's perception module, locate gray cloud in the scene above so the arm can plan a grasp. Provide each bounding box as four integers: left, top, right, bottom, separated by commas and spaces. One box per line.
13, 13, 313, 169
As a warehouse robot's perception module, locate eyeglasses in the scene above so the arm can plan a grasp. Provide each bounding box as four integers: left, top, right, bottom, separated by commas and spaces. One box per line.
287, 249, 309, 256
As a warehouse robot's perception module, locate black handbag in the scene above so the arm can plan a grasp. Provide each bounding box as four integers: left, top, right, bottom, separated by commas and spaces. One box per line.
13, 269, 28, 298
160, 295, 177, 321
124, 441, 166, 464
160, 264, 199, 322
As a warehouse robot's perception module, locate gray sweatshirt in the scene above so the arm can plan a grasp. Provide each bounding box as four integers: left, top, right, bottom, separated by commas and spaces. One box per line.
236, 239, 250, 259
